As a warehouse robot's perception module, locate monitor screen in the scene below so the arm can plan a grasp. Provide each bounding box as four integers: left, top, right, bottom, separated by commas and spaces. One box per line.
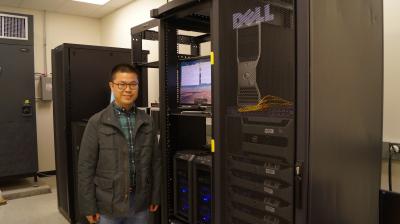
179, 57, 212, 105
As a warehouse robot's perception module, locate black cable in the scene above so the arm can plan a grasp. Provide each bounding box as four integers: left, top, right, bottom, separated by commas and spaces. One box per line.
388, 143, 400, 192
389, 145, 393, 191
37, 172, 53, 178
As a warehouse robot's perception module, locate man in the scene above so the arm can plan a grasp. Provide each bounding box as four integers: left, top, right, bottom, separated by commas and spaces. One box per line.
78, 64, 161, 224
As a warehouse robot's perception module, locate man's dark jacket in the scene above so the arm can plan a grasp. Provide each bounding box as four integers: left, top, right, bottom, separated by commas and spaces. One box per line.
78, 104, 161, 217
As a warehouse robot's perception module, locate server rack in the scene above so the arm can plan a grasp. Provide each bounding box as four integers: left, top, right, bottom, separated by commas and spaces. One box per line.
52, 44, 133, 223
153, 0, 383, 224
213, 0, 383, 224
193, 155, 212, 224
131, 19, 161, 107
0, 12, 38, 180
131, 18, 212, 86
173, 151, 211, 223
174, 152, 195, 223
150, 1, 214, 223
131, 16, 213, 119
131, 19, 212, 224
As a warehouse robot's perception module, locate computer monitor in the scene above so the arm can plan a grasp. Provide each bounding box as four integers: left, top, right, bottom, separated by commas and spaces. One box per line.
179, 56, 212, 106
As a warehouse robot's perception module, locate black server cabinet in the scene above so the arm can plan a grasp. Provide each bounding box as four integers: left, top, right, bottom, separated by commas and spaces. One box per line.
213, 1, 383, 224
0, 13, 38, 179
52, 44, 131, 223
153, 0, 382, 223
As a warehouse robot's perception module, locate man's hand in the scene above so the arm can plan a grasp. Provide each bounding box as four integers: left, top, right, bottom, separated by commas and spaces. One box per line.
149, 204, 159, 213
86, 213, 100, 223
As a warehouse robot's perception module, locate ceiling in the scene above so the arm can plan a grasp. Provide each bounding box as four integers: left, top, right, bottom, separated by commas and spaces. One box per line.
0, 0, 135, 18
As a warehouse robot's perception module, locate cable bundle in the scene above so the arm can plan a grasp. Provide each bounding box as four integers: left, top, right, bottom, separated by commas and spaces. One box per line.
238, 95, 293, 113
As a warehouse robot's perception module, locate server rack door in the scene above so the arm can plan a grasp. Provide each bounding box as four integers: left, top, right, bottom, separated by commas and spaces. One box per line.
52, 47, 71, 220
307, 0, 383, 223
0, 43, 37, 178
69, 48, 131, 121
214, 0, 296, 223
71, 121, 88, 223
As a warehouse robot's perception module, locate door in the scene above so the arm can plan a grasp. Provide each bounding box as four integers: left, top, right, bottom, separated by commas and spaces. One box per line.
0, 43, 37, 178
214, 0, 296, 223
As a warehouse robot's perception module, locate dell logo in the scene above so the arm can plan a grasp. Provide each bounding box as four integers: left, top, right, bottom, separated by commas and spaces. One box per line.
233, 4, 274, 29
264, 128, 274, 134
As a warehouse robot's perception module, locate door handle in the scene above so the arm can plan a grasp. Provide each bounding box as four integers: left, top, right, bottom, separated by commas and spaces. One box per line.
22, 100, 33, 117
295, 161, 304, 209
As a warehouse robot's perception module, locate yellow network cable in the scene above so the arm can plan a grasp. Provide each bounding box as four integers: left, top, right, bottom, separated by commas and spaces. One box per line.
238, 95, 293, 113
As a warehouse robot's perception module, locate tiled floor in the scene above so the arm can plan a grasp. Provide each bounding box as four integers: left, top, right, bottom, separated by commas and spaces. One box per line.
0, 176, 69, 224
0, 160, 399, 224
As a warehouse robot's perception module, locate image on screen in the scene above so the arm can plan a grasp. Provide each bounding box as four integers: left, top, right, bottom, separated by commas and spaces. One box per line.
179, 57, 212, 105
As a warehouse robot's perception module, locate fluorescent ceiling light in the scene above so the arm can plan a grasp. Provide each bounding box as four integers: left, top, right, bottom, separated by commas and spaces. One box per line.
73, 0, 111, 5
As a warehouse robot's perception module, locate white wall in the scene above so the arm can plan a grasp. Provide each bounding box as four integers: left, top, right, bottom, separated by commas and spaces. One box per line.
0, 5, 101, 172
384, 0, 400, 143
101, 0, 166, 106
45, 12, 101, 73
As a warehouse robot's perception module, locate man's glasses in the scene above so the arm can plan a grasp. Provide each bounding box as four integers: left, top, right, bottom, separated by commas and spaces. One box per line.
112, 81, 139, 90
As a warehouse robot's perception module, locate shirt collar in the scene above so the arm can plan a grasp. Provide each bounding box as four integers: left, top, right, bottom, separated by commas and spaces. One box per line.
112, 101, 136, 115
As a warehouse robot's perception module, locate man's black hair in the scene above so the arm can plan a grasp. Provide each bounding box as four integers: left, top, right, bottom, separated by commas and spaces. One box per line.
111, 63, 141, 81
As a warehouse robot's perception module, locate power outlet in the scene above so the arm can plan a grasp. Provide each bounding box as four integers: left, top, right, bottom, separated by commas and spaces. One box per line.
389, 143, 400, 154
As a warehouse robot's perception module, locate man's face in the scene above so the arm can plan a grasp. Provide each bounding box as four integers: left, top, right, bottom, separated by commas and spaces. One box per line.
109, 72, 139, 108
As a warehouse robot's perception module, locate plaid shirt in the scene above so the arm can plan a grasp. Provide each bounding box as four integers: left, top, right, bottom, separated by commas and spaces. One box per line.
112, 102, 136, 187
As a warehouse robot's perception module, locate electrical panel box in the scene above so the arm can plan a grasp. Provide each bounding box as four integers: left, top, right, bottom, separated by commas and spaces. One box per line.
40, 76, 52, 101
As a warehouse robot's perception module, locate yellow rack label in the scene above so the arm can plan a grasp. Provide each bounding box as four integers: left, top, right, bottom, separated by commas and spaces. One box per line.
210, 51, 215, 65
211, 139, 215, 153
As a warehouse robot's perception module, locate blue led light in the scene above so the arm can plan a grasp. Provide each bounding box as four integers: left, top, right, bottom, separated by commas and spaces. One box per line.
201, 215, 210, 222
180, 187, 188, 193
181, 202, 189, 212
201, 194, 211, 202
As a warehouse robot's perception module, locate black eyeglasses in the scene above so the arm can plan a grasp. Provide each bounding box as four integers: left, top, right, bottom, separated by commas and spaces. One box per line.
112, 81, 139, 90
